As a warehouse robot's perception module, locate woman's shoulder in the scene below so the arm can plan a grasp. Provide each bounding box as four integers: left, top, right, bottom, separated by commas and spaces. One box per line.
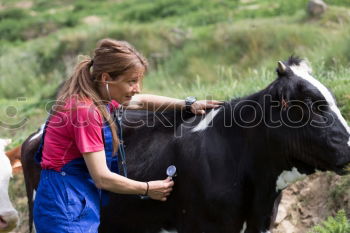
62, 97, 103, 125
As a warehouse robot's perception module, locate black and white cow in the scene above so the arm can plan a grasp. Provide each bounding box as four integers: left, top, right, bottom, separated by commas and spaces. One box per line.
22, 57, 350, 233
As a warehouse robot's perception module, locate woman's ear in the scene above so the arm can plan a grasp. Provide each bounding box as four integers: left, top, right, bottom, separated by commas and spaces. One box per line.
101, 72, 111, 84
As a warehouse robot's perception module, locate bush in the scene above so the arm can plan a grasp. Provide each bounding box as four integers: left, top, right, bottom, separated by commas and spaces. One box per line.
0, 8, 28, 20
309, 210, 350, 233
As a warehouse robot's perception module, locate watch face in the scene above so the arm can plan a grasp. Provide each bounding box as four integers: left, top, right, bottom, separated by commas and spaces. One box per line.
186, 96, 196, 104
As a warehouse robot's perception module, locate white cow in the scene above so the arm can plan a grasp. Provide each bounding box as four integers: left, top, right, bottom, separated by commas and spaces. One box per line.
0, 139, 19, 233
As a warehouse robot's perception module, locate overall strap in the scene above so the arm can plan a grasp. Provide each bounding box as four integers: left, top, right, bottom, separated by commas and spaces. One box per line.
103, 104, 128, 177
115, 108, 128, 178
102, 120, 119, 174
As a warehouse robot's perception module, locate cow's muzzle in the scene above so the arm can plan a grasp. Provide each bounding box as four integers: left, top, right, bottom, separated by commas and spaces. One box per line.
0, 210, 19, 232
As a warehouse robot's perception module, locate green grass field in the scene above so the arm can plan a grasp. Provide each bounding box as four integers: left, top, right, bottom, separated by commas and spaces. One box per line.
1, 0, 350, 232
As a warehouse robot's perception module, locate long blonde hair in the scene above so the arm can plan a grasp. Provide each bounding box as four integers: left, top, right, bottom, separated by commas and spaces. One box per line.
55, 38, 148, 153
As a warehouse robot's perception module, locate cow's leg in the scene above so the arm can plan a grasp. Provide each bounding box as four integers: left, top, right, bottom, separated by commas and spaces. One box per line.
24, 177, 38, 233
175, 210, 198, 233
244, 190, 279, 233
21, 146, 41, 233
21, 154, 34, 233
244, 213, 271, 233
23, 177, 34, 232
178, 219, 244, 233
176, 208, 244, 233
29, 192, 34, 233
175, 207, 218, 233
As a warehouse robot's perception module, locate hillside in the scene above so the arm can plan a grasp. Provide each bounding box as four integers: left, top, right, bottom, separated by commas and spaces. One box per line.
1, 0, 350, 232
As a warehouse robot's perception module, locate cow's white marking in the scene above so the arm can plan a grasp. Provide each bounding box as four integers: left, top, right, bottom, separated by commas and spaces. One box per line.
158, 229, 177, 233
29, 124, 45, 142
240, 222, 247, 233
262, 231, 271, 233
276, 167, 306, 191
192, 108, 221, 132
290, 61, 350, 147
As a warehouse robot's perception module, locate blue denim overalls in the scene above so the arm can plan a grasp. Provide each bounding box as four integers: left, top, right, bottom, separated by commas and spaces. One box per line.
33, 108, 125, 233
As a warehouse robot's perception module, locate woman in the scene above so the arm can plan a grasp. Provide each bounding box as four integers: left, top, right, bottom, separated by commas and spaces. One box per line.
33, 38, 221, 232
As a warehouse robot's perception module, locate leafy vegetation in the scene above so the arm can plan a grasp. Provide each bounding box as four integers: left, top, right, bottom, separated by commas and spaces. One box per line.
309, 210, 350, 233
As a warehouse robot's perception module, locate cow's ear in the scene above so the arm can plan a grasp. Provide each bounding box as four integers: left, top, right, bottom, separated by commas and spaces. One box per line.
276, 61, 287, 77
12, 160, 22, 174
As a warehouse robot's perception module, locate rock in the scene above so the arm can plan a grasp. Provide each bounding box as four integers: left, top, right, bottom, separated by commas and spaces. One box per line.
275, 205, 288, 224
276, 221, 299, 233
307, 0, 327, 17
82, 16, 101, 25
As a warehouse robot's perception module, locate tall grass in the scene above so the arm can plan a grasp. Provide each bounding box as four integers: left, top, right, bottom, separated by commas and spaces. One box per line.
1, 6, 350, 99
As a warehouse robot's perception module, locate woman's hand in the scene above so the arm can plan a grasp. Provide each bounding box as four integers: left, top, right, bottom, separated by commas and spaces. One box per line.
147, 178, 174, 201
190, 100, 223, 115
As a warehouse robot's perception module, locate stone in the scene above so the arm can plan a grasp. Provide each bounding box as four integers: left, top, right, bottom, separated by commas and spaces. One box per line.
277, 221, 299, 233
275, 205, 288, 224
307, 0, 328, 17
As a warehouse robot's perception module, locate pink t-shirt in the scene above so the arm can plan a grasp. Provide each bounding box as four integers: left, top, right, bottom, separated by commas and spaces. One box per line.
41, 98, 119, 171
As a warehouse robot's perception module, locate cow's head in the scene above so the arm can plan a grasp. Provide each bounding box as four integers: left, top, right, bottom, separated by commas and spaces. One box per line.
0, 139, 19, 232
266, 57, 350, 175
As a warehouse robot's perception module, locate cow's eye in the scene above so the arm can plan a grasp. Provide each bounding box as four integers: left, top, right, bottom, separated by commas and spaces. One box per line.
304, 97, 312, 105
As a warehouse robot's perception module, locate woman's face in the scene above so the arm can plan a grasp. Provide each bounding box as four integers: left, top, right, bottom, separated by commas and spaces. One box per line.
104, 65, 144, 105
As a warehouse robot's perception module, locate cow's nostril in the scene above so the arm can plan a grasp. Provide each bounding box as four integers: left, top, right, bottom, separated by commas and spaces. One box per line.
0, 211, 19, 231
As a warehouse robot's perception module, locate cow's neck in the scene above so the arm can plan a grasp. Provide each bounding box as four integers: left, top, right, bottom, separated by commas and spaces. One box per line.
226, 91, 313, 178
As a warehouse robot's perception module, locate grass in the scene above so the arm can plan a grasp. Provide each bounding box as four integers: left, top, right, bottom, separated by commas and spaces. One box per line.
2, 0, 350, 232
2, 18, 350, 99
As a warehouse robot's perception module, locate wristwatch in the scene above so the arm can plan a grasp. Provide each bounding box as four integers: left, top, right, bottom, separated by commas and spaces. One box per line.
185, 96, 197, 113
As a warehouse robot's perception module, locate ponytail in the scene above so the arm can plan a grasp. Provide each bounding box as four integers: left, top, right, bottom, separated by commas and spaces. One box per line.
55, 57, 120, 154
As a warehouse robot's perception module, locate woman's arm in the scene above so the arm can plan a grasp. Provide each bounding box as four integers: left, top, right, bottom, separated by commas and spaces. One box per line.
83, 150, 173, 201
127, 94, 223, 114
